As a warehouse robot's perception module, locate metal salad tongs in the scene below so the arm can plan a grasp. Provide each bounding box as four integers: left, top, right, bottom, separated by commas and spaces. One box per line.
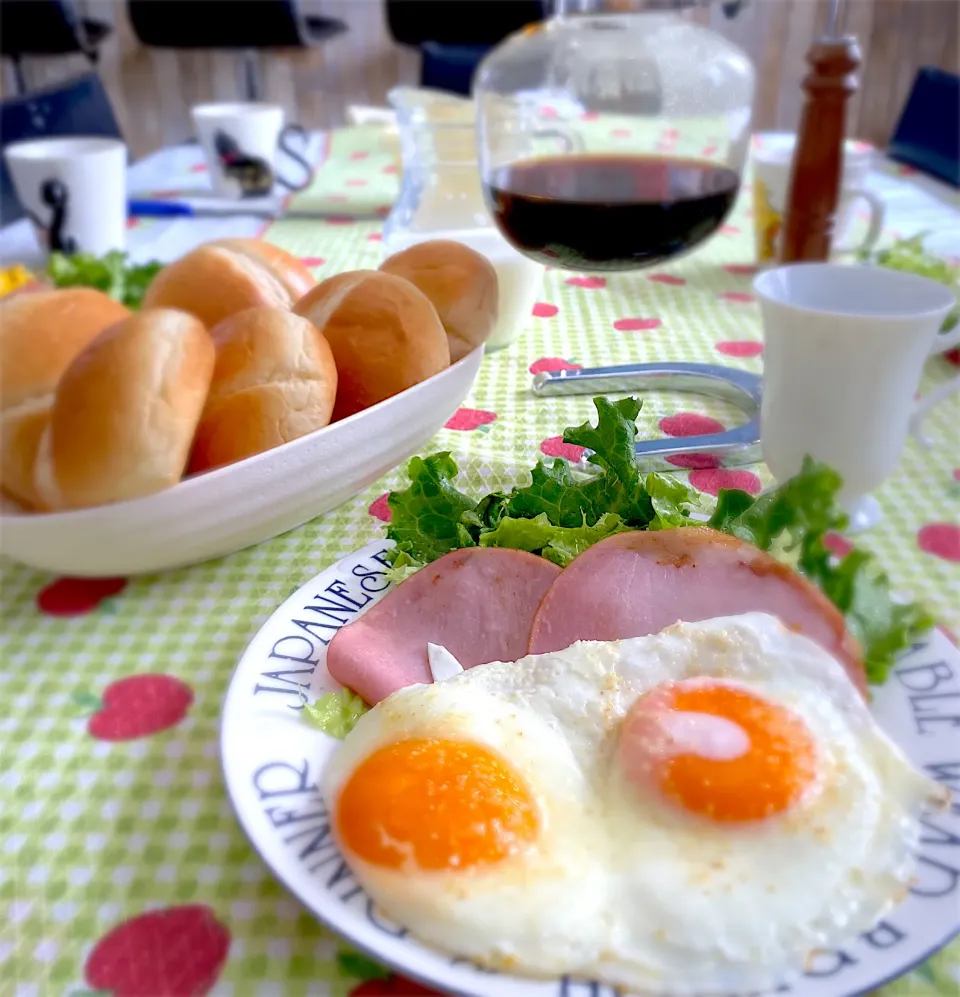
531, 362, 762, 472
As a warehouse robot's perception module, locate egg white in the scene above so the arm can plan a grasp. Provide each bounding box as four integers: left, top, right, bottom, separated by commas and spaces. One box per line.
321, 612, 949, 992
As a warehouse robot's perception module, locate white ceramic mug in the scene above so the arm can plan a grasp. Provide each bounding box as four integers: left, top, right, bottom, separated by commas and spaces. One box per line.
754, 263, 957, 530
192, 102, 312, 199
753, 133, 884, 264
4, 136, 126, 256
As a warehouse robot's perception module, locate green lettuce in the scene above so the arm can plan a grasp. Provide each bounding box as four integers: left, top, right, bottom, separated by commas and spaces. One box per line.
862, 233, 959, 333
300, 689, 369, 739
382, 398, 932, 684
47, 250, 162, 308
709, 456, 934, 683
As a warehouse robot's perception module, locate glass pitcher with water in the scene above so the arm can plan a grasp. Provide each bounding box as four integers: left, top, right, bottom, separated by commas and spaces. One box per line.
382, 86, 547, 350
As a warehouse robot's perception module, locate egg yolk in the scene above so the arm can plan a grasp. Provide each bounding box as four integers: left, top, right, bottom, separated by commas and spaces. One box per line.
336, 738, 539, 871
619, 680, 819, 822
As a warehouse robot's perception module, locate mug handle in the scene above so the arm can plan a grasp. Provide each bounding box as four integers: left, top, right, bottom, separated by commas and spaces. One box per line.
909, 375, 960, 448
833, 189, 885, 255
275, 124, 313, 192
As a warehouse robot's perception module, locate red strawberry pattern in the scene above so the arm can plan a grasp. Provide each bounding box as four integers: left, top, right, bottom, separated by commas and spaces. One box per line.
719, 291, 755, 303
529, 357, 582, 375
823, 533, 854, 558
689, 468, 763, 496
613, 317, 662, 332
945, 347, 960, 367
346, 179, 368, 187
666, 453, 720, 470
300, 256, 326, 267
541, 436, 586, 462
368, 233, 383, 241
659, 413, 725, 437
37, 577, 126, 617
444, 408, 497, 431
350, 151, 370, 160
723, 264, 758, 276
87, 675, 194, 741
715, 340, 763, 358
532, 302, 559, 318
721, 225, 740, 235
917, 523, 960, 563
349, 976, 445, 996
368, 493, 392, 522
647, 273, 686, 286
565, 276, 606, 289
84, 905, 229, 997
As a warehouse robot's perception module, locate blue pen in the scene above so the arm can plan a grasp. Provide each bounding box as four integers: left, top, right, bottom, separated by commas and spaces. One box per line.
127, 199, 196, 217
126, 198, 380, 221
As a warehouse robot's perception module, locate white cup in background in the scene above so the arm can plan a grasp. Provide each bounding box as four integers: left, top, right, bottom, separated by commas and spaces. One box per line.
753, 133, 884, 264
754, 263, 957, 531
4, 136, 126, 256
383, 227, 545, 351
191, 102, 311, 199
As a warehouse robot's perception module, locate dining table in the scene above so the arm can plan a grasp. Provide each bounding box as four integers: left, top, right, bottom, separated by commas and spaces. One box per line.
1, 123, 958, 997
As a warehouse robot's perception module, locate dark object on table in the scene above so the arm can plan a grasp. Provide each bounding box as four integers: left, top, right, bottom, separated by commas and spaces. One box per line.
0, 0, 112, 95
127, 0, 346, 101
888, 68, 960, 189
0, 72, 122, 227
385, 0, 546, 96
780, 34, 862, 263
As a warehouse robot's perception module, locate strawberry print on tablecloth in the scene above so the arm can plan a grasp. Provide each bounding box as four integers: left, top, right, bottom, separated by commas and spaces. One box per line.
540, 437, 586, 462
529, 357, 582, 374
368, 493, 392, 521
690, 468, 763, 496
444, 408, 497, 432
613, 317, 662, 332
532, 302, 559, 318
83, 905, 229, 997
84, 674, 194, 741
37, 576, 127, 616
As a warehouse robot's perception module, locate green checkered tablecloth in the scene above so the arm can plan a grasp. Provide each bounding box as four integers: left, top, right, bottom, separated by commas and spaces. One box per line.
1, 127, 958, 997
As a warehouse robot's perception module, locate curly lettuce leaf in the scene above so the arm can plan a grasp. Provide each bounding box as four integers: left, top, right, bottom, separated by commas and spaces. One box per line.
506, 398, 666, 528
336, 948, 391, 982
385, 453, 477, 562
709, 457, 933, 683
47, 250, 162, 308
478, 511, 630, 567
863, 233, 959, 332
300, 689, 369, 738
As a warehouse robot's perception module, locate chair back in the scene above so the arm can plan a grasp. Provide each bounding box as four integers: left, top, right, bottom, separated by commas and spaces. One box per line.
0, 0, 94, 58
1, 72, 122, 226
888, 67, 959, 188
127, 0, 308, 49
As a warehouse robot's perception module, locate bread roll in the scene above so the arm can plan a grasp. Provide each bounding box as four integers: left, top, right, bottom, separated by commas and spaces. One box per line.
379, 239, 499, 361
294, 270, 450, 421
34, 309, 215, 510
189, 307, 338, 473
142, 238, 316, 330
0, 288, 130, 508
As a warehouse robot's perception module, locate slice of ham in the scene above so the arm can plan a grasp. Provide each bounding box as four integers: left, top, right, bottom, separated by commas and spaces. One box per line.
527, 527, 867, 696
327, 547, 562, 704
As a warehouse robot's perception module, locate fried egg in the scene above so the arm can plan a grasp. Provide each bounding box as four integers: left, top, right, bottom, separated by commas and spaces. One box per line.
321, 613, 949, 993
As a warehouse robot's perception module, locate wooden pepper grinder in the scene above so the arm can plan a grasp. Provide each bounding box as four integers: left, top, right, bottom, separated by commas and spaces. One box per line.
779, 0, 862, 263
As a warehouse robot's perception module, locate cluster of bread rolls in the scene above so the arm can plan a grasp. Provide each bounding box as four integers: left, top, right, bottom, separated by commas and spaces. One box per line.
0, 237, 498, 513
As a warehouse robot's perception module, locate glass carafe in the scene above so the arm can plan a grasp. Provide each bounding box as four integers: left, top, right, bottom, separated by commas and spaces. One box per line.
474, 0, 755, 271
382, 87, 489, 252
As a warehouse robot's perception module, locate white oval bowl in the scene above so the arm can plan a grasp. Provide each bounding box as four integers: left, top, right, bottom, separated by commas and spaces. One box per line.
0, 347, 483, 577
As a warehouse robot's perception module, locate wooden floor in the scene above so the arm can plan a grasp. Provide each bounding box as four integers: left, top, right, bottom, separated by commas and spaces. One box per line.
1, 0, 957, 161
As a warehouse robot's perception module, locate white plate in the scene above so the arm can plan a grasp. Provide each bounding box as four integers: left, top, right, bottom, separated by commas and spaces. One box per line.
221, 540, 960, 997
0, 348, 482, 577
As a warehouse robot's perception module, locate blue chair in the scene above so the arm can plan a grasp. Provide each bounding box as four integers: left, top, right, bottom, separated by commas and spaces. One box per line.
1, 72, 123, 226
888, 67, 959, 188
